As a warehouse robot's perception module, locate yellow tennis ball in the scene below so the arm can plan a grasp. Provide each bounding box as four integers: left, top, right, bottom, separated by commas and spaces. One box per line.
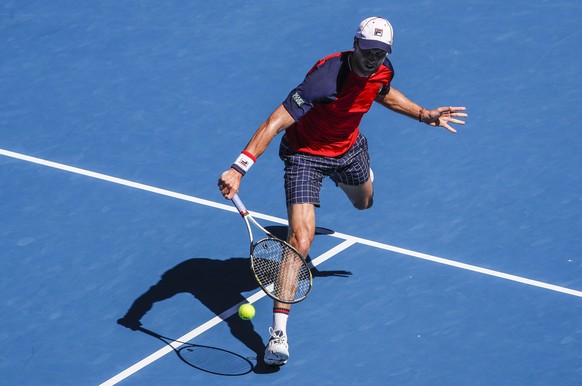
238, 303, 255, 320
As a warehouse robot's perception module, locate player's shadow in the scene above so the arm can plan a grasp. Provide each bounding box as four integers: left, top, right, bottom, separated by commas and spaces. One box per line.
117, 227, 350, 374
117, 257, 278, 373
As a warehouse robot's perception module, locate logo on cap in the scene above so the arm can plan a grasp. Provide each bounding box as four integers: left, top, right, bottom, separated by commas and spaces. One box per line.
374, 28, 383, 37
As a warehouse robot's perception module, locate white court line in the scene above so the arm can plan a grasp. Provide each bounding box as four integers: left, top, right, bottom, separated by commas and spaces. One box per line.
2, 148, 581, 383
2, 148, 580, 299
332, 234, 582, 298
0, 148, 238, 215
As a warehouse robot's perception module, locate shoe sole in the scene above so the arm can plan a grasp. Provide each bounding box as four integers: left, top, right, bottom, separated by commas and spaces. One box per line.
264, 353, 289, 366
264, 359, 288, 366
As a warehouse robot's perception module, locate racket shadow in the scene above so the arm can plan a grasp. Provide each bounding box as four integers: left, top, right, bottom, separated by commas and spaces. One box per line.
137, 326, 254, 376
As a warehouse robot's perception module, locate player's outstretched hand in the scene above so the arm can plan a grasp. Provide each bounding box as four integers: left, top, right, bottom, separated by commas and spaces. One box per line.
422, 106, 468, 133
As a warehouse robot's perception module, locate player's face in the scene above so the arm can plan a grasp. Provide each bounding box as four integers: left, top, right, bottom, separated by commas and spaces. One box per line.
351, 41, 387, 77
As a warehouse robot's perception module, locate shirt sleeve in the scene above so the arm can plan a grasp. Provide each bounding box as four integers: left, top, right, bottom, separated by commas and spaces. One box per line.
378, 58, 395, 96
282, 55, 345, 122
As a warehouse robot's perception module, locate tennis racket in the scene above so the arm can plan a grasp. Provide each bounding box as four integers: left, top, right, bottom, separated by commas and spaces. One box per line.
138, 327, 253, 376
231, 194, 312, 304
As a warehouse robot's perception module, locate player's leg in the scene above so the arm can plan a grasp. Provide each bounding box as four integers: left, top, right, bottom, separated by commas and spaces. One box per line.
264, 203, 316, 366
268, 136, 323, 365
332, 133, 374, 210
287, 202, 316, 257
337, 177, 374, 210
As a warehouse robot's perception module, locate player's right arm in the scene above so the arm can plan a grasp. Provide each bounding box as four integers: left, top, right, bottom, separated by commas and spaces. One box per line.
218, 104, 295, 199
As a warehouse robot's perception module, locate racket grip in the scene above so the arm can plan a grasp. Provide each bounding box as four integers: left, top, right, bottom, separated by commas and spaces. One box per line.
231, 194, 247, 214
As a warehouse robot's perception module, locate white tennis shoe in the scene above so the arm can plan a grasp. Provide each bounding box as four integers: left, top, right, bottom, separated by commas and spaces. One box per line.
264, 328, 289, 366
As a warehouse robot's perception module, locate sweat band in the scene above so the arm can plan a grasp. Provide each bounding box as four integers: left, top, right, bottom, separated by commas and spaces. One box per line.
231, 151, 256, 176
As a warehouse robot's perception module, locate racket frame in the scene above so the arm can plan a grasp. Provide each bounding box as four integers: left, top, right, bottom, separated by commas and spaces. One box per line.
138, 327, 253, 376
231, 194, 312, 303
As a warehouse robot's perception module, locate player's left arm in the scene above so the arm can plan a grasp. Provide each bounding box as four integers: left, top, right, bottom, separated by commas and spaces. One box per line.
375, 87, 468, 133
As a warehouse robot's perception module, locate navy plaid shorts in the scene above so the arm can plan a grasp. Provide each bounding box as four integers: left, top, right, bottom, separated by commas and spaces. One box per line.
279, 132, 371, 207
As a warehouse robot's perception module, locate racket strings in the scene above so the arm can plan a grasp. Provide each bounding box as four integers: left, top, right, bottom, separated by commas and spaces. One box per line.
252, 238, 311, 302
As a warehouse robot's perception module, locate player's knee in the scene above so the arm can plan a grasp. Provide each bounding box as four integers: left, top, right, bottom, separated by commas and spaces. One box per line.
294, 236, 313, 256
288, 231, 314, 257
353, 196, 373, 210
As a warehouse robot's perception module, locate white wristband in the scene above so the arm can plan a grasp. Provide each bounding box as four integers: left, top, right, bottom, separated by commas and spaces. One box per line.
231, 151, 256, 176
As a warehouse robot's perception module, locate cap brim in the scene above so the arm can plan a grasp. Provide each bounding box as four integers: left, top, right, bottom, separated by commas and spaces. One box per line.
358, 38, 392, 54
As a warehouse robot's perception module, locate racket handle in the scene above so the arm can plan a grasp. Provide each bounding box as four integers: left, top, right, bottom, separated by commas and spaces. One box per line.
231, 194, 247, 214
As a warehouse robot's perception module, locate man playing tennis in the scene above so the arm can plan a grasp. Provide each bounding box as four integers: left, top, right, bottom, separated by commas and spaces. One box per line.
218, 16, 468, 366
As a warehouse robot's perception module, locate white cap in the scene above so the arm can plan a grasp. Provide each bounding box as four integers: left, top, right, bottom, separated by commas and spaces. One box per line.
355, 17, 393, 54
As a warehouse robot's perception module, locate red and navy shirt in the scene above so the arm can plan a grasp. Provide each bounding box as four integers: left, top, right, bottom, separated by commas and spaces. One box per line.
282, 51, 394, 157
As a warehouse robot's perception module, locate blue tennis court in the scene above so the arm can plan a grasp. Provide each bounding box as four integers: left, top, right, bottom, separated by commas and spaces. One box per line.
1, 1, 581, 385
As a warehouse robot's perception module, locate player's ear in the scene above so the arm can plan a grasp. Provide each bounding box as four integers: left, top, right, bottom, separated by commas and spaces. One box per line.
353, 37, 358, 50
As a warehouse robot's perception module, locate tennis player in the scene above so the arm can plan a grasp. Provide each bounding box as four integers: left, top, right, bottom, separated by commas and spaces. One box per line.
218, 16, 468, 366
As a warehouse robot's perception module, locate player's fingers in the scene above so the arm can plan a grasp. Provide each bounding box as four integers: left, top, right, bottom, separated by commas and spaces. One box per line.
218, 178, 229, 191
218, 180, 231, 197
447, 118, 466, 125
443, 123, 457, 133
439, 106, 467, 117
438, 106, 451, 115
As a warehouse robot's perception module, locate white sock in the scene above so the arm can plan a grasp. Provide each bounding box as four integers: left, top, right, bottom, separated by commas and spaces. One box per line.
273, 308, 289, 336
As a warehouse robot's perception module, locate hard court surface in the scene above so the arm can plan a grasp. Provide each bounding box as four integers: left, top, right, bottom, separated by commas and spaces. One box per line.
1, 1, 581, 385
